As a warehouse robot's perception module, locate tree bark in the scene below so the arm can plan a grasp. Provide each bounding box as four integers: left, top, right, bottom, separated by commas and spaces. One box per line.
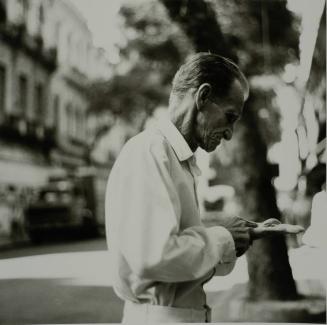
160, 0, 298, 300
234, 95, 298, 300
160, 0, 237, 61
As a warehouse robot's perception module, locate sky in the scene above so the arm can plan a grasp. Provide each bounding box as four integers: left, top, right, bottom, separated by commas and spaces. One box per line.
68, 0, 123, 63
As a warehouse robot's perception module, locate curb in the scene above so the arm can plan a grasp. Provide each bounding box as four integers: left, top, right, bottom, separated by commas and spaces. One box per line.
0, 238, 30, 252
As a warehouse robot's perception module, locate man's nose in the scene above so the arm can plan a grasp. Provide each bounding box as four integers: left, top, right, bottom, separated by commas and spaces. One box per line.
223, 128, 233, 141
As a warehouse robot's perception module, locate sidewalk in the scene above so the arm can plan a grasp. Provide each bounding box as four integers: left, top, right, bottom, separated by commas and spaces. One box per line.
205, 245, 325, 296
0, 234, 29, 251
206, 245, 325, 322
1, 245, 324, 297
0, 245, 325, 323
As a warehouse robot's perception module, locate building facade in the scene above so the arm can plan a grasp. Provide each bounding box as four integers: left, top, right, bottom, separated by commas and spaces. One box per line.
0, 0, 111, 243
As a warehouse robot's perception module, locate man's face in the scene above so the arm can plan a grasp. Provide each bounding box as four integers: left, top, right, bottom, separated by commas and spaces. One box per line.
194, 79, 245, 152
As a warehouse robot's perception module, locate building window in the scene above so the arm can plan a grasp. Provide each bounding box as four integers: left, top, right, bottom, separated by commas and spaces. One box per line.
66, 33, 71, 64
75, 109, 85, 140
66, 103, 72, 136
0, 0, 6, 23
35, 4, 44, 36
74, 108, 79, 138
54, 22, 60, 47
79, 111, 86, 140
53, 95, 60, 129
72, 106, 78, 138
18, 74, 28, 115
38, 5, 44, 26
0, 64, 5, 114
34, 83, 44, 120
22, 0, 29, 21
17, 0, 29, 23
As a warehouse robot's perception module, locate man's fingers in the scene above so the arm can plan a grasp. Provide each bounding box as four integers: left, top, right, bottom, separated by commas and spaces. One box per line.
238, 217, 258, 228
243, 220, 258, 228
234, 230, 251, 248
245, 221, 258, 228
229, 225, 254, 256
262, 218, 281, 227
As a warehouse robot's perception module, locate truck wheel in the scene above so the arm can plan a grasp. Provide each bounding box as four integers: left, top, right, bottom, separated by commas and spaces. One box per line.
82, 217, 99, 238
29, 231, 43, 244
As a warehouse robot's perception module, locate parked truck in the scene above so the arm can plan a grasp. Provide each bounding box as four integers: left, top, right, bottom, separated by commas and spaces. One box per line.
24, 169, 106, 243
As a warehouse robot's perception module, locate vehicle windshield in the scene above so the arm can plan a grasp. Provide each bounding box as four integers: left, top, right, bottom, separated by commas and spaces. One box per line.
40, 190, 73, 204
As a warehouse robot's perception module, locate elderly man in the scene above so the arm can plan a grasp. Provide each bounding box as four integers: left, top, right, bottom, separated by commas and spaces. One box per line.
105, 52, 255, 323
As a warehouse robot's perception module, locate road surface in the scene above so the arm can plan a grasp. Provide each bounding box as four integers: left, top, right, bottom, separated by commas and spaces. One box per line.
0, 238, 123, 324
0, 238, 324, 324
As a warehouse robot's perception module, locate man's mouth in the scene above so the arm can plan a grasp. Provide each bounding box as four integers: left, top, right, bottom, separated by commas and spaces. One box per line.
207, 136, 221, 150
210, 133, 222, 143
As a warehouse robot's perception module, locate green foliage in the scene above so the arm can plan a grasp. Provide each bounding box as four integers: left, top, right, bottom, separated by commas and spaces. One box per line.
88, 69, 165, 123
160, 0, 233, 59
251, 87, 282, 147
159, 0, 295, 148
88, 0, 298, 151
210, 0, 297, 147
119, 0, 192, 83
88, 0, 193, 125
209, 0, 300, 75
308, 8, 326, 91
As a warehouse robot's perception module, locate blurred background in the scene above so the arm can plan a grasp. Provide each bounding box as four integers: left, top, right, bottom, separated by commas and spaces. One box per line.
0, 0, 325, 323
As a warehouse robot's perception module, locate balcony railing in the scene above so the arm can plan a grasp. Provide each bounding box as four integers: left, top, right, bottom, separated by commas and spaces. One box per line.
0, 22, 57, 72
0, 1, 6, 24
0, 114, 56, 156
62, 66, 89, 94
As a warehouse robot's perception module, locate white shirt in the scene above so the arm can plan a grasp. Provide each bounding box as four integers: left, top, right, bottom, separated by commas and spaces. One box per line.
105, 118, 236, 309
302, 190, 327, 248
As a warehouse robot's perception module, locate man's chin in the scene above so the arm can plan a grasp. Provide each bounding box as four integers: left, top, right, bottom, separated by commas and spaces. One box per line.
203, 142, 220, 152
207, 146, 218, 152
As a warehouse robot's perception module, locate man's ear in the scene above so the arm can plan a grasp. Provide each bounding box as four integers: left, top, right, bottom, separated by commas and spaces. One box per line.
195, 83, 212, 111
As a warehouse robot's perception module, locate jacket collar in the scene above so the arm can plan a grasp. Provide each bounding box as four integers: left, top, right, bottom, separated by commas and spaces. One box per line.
156, 118, 194, 162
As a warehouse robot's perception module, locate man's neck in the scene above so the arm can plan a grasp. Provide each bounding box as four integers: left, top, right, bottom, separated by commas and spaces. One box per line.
168, 95, 198, 153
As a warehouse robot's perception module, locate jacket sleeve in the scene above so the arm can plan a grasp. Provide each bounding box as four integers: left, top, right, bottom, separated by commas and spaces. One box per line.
106, 138, 236, 283
212, 227, 236, 276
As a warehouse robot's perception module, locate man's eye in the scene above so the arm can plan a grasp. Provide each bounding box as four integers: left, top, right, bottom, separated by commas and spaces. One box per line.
226, 113, 238, 124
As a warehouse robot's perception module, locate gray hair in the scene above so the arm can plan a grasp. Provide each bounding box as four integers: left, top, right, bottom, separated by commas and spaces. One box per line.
170, 52, 249, 103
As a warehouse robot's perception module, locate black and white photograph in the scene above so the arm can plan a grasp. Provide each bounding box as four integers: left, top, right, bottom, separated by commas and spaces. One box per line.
0, 0, 326, 324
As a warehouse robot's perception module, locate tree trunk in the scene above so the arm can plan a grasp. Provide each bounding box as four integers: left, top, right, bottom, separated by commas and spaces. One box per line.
160, 0, 298, 300
234, 95, 298, 300
160, 0, 236, 61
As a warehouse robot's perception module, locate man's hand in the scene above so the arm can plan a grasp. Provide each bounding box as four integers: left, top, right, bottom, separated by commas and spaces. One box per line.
216, 216, 257, 257
249, 218, 304, 240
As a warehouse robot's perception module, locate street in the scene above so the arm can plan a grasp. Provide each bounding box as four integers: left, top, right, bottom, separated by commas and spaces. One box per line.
0, 238, 124, 324
0, 237, 250, 324
0, 237, 325, 324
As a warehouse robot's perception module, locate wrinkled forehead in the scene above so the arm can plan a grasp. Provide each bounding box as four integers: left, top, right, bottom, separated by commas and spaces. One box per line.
212, 78, 246, 107
230, 78, 247, 105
